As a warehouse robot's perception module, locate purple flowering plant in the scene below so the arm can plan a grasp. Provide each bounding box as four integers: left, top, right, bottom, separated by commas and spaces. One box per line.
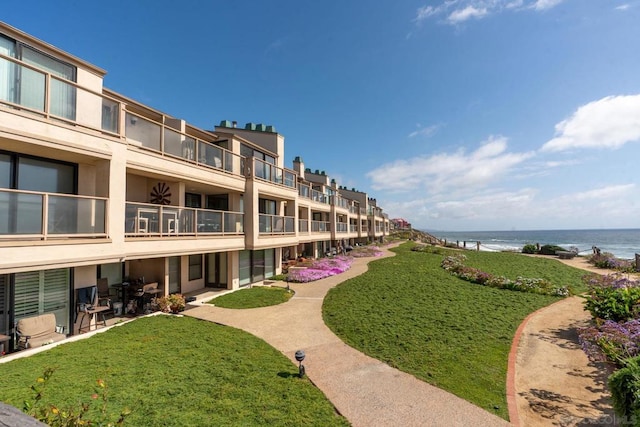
588, 252, 635, 273
287, 256, 353, 283
578, 319, 640, 367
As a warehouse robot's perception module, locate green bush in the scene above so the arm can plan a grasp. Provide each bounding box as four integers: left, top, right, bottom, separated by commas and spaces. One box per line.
522, 244, 538, 254
609, 357, 640, 425
583, 274, 640, 322
539, 244, 567, 255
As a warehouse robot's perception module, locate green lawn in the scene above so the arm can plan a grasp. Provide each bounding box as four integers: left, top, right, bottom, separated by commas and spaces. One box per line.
323, 243, 587, 420
0, 315, 348, 426
211, 286, 294, 309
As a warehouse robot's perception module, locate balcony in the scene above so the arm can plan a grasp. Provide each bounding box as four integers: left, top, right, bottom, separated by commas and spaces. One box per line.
299, 219, 309, 233
0, 189, 107, 240
125, 203, 243, 237
331, 196, 349, 210
336, 222, 348, 233
311, 221, 330, 232
258, 214, 295, 234
0, 54, 244, 176
253, 159, 296, 189
125, 112, 244, 175
311, 189, 328, 204
0, 54, 120, 134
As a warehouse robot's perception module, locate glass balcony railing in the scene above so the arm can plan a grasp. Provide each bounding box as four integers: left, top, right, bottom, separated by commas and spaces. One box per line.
331, 196, 349, 209
0, 54, 120, 134
350, 224, 358, 233
0, 54, 244, 176
299, 184, 311, 199
310, 221, 330, 232
125, 202, 243, 236
253, 159, 297, 189
258, 214, 295, 234
336, 222, 348, 233
0, 189, 107, 239
125, 112, 243, 175
299, 219, 309, 233
311, 189, 328, 204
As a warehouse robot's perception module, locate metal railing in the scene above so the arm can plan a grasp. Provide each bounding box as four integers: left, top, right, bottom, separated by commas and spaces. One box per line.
0, 54, 244, 176
311, 221, 330, 232
0, 54, 120, 135
311, 189, 328, 204
0, 188, 107, 239
258, 214, 295, 234
253, 159, 296, 189
125, 202, 243, 236
125, 112, 244, 175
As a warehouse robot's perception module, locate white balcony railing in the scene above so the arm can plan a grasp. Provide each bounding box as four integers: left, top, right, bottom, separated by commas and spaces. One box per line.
258, 214, 295, 234
125, 202, 243, 237
0, 188, 107, 239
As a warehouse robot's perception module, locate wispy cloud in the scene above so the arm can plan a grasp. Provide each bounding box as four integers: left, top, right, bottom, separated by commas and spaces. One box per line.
366, 135, 534, 192
414, 0, 567, 25
448, 6, 488, 23
541, 94, 640, 152
615, 4, 631, 10
408, 124, 441, 138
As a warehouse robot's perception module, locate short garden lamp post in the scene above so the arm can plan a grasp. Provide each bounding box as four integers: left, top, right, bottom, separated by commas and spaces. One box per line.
295, 349, 306, 378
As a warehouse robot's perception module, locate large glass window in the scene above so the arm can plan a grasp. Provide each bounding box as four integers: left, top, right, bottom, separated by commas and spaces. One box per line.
17, 157, 75, 194
188, 254, 202, 281
14, 268, 70, 334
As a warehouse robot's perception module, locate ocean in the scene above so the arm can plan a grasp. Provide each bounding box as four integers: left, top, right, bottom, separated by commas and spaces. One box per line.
430, 229, 640, 260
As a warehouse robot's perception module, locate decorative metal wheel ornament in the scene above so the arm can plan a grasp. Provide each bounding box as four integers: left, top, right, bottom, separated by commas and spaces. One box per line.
150, 182, 171, 205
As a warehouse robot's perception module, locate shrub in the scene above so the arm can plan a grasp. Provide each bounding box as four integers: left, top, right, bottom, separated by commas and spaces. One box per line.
23, 368, 131, 426
582, 274, 640, 322
588, 252, 635, 272
155, 293, 186, 313
522, 244, 538, 254
609, 357, 640, 423
440, 255, 569, 297
539, 244, 567, 255
579, 319, 640, 366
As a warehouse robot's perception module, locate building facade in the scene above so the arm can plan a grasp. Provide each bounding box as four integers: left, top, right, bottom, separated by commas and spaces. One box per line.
0, 22, 390, 347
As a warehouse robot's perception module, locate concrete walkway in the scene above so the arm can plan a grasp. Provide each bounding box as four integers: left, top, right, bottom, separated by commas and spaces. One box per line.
186, 246, 509, 427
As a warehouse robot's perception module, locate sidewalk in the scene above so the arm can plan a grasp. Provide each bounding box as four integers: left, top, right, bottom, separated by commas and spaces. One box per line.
186, 245, 509, 427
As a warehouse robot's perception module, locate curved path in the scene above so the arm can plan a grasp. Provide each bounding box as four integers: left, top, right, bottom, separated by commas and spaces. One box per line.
509, 257, 615, 426
186, 245, 509, 427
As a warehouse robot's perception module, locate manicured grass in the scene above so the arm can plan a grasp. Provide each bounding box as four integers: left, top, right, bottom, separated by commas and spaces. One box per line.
0, 316, 348, 426
323, 243, 586, 420
211, 286, 294, 309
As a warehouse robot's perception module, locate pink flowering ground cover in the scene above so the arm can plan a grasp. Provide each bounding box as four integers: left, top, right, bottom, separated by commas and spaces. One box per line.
287, 256, 353, 283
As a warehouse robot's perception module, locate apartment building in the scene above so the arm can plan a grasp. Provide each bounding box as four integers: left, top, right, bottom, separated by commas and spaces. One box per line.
0, 22, 389, 349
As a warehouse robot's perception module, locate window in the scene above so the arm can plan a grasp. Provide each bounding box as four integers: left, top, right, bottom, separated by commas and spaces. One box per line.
14, 268, 70, 333
188, 254, 202, 281
0, 34, 76, 119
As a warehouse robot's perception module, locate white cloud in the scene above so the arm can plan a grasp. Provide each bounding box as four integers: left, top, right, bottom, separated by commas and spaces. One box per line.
413, 0, 565, 25
553, 184, 636, 203
615, 4, 631, 10
408, 124, 440, 138
366, 135, 534, 193
541, 94, 640, 152
531, 0, 564, 11
448, 6, 488, 23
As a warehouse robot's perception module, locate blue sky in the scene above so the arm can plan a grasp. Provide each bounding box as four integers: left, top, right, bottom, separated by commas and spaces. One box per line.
5, 1, 640, 231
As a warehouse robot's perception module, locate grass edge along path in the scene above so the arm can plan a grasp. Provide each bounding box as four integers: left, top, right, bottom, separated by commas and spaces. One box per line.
211, 286, 294, 309
0, 315, 349, 427
323, 243, 585, 420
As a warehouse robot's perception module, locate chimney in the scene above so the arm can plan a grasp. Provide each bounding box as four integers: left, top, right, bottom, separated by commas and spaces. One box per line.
232, 121, 237, 128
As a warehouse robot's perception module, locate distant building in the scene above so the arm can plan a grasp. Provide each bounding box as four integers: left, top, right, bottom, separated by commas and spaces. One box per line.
391, 218, 412, 231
